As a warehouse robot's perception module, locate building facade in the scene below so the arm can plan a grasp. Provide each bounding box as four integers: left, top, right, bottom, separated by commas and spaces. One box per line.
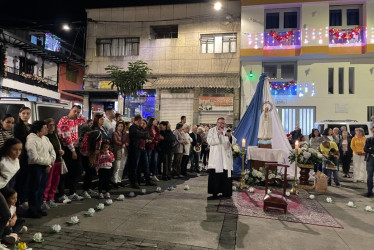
84, 1, 241, 126
0, 29, 84, 104
241, 0, 374, 135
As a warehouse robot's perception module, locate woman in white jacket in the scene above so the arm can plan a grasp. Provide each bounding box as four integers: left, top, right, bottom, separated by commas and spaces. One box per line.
25, 121, 56, 218
181, 124, 193, 176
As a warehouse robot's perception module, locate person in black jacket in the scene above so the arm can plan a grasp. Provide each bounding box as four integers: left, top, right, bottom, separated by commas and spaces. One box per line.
339, 131, 353, 178
364, 126, 374, 197
159, 121, 174, 180
128, 114, 154, 188
189, 125, 202, 173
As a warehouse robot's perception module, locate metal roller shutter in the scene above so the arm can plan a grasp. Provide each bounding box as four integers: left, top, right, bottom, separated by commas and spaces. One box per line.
160, 93, 194, 128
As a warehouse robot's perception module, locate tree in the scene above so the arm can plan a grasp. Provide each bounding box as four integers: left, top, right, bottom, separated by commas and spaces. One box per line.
105, 60, 152, 97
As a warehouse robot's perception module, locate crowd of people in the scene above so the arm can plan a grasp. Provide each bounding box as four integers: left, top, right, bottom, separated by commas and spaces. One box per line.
287, 124, 374, 197
0, 105, 216, 245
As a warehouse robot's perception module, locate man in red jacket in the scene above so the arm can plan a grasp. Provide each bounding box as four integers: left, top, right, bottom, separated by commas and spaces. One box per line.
57, 105, 86, 202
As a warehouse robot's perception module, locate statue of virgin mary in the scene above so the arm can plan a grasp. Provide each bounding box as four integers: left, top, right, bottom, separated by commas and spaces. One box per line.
258, 102, 272, 140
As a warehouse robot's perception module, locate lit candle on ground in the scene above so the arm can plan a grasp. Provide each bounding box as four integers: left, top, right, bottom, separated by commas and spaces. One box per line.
295, 140, 299, 149
242, 139, 246, 148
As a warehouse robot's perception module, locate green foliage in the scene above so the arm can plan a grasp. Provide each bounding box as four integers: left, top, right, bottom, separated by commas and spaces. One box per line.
105, 61, 152, 97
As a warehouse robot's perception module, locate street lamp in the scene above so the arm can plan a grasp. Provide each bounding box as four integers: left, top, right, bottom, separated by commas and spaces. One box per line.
62, 24, 71, 31
214, 1, 222, 11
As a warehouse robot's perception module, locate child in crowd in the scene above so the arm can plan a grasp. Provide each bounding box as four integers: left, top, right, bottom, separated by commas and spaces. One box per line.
96, 140, 114, 199
298, 135, 309, 148
0, 138, 22, 241
325, 148, 340, 186
1, 188, 27, 245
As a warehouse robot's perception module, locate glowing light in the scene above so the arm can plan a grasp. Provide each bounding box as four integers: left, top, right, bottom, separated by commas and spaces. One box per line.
214, 2, 222, 10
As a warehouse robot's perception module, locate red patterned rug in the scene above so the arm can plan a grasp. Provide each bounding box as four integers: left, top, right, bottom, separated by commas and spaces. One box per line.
217, 188, 343, 229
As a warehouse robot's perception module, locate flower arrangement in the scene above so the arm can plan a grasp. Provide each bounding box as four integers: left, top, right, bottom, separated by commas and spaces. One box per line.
244, 167, 283, 187
85, 208, 95, 216
288, 147, 323, 165
96, 203, 105, 210
117, 194, 125, 200
232, 144, 243, 159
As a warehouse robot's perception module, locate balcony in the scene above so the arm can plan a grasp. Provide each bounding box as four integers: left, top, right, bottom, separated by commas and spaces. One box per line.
264, 30, 301, 49
329, 27, 364, 46
5, 66, 58, 92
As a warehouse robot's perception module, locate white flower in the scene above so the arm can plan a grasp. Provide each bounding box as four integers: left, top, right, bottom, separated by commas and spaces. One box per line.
87, 208, 95, 214
141, 189, 146, 194
33, 232, 43, 241
326, 197, 332, 203
105, 199, 113, 205
261, 176, 265, 181
117, 194, 125, 200
285, 191, 290, 197
184, 185, 190, 190
308, 148, 317, 154
276, 175, 281, 179
299, 156, 304, 162
252, 171, 258, 177
365, 205, 373, 211
317, 153, 323, 159
269, 173, 276, 179
156, 187, 162, 192
303, 151, 312, 159
248, 187, 255, 193
267, 190, 272, 194
297, 148, 303, 154
347, 201, 355, 207
309, 194, 315, 199
232, 145, 240, 152
70, 216, 79, 223
232, 186, 237, 191
51, 224, 61, 232
97, 203, 105, 210
256, 172, 263, 178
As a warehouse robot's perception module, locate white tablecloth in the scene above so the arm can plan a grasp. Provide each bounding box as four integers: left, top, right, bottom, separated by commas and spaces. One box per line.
246, 146, 286, 163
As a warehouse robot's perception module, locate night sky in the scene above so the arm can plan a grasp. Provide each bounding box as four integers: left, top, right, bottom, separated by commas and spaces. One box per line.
1, 0, 218, 47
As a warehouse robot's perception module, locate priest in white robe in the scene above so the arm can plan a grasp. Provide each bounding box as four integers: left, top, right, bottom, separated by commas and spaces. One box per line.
207, 117, 237, 200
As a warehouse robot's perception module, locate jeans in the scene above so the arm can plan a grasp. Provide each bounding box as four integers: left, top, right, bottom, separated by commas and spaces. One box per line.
0, 192, 11, 237
326, 169, 340, 185
366, 156, 374, 194
162, 152, 173, 178
43, 162, 61, 201
147, 149, 159, 176
129, 148, 150, 183
314, 163, 322, 173
28, 164, 49, 214
62, 147, 83, 195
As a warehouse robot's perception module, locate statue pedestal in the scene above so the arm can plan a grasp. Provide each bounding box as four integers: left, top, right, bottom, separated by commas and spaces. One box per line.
258, 143, 272, 149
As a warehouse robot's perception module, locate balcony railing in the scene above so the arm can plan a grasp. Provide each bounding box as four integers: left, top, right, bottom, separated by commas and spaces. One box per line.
264, 30, 301, 48
329, 27, 364, 46
5, 66, 58, 92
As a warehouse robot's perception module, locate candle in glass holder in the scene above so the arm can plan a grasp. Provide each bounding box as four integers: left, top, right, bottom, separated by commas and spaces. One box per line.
242, 139, 246, 148
295, 140, 299, 149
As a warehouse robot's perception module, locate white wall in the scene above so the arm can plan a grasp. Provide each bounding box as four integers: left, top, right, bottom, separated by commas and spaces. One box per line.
85, 1, 241, 76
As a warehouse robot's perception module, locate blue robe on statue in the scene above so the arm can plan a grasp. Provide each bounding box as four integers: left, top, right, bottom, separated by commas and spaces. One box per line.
232, 73, 267, 175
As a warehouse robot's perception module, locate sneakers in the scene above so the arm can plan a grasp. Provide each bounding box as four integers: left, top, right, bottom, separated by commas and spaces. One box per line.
99, 193, 104, 199
81, 191, 92, 199
88, 189, 99, 198
58, 195, 72, 204
152, 176, 160, 182
19, 202, 29, 210
47, 200, 57, 208
3, 233, 19, 245
68, 193, 84, 201
41, 202, 50, 210
105, 192, 111, 199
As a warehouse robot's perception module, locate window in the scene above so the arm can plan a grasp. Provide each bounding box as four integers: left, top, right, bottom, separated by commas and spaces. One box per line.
338, 67, 344, 94
150, 25, 178, 39
263, 63, 296, 81
200, 33, 237, 54
265, 8, 299, 30
96, 38, 139, 57
276, 106, 315, 136
329, 5, 361, 27
349, 67, 355, 94
328, 68, 334, 94
66, 64, 78, 83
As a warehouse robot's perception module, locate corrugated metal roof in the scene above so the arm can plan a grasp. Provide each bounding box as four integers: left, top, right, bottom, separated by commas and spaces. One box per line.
143, 75, 239, 89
